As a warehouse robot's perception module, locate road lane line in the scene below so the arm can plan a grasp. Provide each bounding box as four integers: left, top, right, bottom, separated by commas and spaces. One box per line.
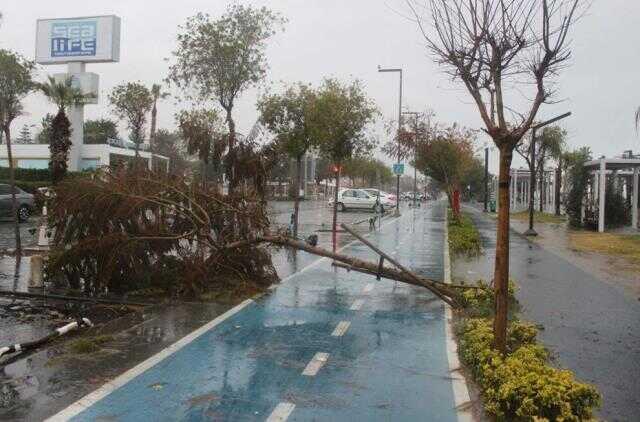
443, 212, 473, 422
302, 352, 330, 376
350, 299, 365, 311
331, 321, 351, 337
266, 402, 295, 422
363, 283, 375, 293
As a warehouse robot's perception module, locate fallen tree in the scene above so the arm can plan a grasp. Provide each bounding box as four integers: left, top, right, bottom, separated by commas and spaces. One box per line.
46, 165, 279, 298
45, 165, 467, 306
223, 226, 461, 307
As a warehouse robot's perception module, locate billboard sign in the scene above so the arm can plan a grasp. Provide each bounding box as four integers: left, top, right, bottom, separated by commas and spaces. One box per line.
36, 15, 121, 64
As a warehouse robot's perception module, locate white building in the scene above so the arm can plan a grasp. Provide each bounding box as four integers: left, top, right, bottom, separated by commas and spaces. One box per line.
0, 142, 168, 172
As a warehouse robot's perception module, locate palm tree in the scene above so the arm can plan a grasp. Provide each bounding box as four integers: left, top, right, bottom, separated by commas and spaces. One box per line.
150, 84, 170, 152
38, 76, 91, 183
635, 107, 640, 134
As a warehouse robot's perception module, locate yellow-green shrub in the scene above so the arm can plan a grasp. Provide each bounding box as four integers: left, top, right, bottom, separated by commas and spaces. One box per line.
448, 211, 481, 256
457, 319, 601, 421
458, 280, 517, 317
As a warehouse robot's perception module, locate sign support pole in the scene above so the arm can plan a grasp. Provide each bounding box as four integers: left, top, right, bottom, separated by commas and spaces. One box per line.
66, 62, 85, 172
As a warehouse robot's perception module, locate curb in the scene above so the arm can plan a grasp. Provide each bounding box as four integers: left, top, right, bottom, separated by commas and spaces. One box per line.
444, 210, 474, 422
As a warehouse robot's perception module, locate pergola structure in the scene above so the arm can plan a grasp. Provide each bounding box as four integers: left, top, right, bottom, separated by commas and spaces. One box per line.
583, 157, 640, 232
490, 167, 559, 213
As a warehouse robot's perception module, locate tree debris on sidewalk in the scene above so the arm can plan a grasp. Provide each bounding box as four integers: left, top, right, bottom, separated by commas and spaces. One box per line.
0, 317, 92, 359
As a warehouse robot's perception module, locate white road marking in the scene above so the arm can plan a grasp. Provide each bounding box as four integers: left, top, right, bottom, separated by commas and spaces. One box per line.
266, 402, 295, 422
443, 213, 473, 422
45, 299, 255, 421
331, 321, 351, 337
350, 299, 365, 311
363, 283, 375, 293
302, 352, 330, 376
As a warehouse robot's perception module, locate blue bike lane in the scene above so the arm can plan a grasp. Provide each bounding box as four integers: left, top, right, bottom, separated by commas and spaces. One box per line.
49, 203, 467, 422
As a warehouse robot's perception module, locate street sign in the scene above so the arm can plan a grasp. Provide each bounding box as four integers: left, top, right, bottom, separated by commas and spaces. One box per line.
393, 163, 405, 175
36, 15, 121, 64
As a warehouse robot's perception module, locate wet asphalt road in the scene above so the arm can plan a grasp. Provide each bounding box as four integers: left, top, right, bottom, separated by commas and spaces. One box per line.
1, 201, 453, 422
453, 206, 640, 422
55, 203, 454, 421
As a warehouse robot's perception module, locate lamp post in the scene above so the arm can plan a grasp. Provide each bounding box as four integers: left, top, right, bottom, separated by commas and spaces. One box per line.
378, 65, 403, 216
524, 111, 572, 236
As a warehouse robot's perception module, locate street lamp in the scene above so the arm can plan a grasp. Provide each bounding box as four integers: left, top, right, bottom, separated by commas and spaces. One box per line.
378, 65, 403, 216
524, 111, 572, 236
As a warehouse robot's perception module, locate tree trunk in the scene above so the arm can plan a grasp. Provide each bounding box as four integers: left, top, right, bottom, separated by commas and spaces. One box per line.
332, 166, 341, 252
225, 108, 236, 193
555, 158, 562, 216
493, 145, 513, 354
293, 155, 302, 238
4, 126, 22, 255
150, 102, 158, 153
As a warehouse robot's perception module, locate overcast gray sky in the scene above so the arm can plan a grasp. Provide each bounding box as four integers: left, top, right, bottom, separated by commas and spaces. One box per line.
1, 0, 639, 172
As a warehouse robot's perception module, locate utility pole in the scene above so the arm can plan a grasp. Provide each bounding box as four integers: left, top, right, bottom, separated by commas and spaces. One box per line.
524, 111, 571, 236
378, 66, 403, 216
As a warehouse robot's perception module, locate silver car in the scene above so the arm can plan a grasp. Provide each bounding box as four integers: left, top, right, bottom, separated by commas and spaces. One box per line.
0, 184, 35, 222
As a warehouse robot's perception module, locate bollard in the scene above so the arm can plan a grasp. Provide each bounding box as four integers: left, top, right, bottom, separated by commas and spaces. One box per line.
29, 255, 45, 289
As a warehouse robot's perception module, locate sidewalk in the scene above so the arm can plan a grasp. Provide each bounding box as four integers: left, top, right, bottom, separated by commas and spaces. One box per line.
453, 206, 640, 422
37, 203, 467, 421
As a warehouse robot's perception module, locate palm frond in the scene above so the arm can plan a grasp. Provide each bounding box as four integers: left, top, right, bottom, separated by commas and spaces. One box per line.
38, 75, 94, 112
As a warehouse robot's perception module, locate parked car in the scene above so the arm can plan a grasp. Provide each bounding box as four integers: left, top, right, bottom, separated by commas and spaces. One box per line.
328, 188, 387, 212
362, 189, 397, 208
0, 184, 35, 222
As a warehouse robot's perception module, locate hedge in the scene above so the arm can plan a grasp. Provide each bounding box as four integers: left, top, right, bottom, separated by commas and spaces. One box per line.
457, 319, 601, 421
448, 210, 481, 256
0, 167, 85, 183
0, 167, 52, 182
456, 284, 601, 420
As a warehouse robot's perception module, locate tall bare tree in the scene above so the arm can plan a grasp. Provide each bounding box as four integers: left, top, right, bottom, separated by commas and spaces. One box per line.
408, 0, 581, 353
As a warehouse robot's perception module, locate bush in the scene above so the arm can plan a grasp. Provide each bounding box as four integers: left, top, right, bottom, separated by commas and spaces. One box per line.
458, 319, 600, 421
0, 167, 51, 182
458, 280, 517, 317
448, 210, 481, 256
